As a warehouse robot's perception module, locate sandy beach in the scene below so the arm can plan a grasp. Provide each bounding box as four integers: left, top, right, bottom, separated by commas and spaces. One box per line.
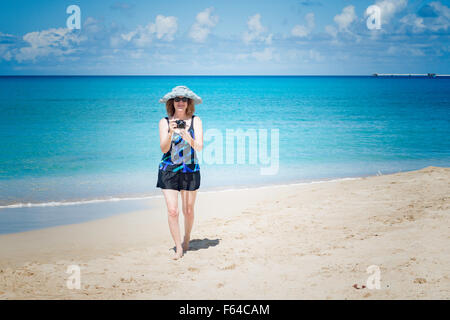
0, 166, 448, 299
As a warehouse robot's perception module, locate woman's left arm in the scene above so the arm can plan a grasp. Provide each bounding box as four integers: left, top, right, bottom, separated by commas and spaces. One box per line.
181, 117, 203, 151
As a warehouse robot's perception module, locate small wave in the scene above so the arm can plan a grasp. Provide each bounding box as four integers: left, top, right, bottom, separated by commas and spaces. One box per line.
0, 194, 163, 209
0, 175, 363, 209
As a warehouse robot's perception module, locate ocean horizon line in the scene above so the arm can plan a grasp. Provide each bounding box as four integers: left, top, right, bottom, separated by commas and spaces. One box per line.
2, 74, 447, 77
2, 74, 449, 79
1, 74, 375, 77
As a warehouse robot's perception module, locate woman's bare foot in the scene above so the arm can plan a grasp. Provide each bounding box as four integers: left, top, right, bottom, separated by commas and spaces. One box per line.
172, 246, 183, 260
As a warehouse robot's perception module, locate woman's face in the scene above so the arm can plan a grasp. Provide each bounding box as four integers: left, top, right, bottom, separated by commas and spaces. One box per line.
174, 96, 188, 113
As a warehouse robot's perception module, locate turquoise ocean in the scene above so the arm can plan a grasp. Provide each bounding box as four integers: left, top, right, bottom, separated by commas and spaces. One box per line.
1, 76, 449, 233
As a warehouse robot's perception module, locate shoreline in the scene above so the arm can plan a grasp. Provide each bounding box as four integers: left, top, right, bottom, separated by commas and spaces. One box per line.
1, 165, 399, 210
0, 165, 448, 299
0, 169, 388, 235
2, 164, 424, 210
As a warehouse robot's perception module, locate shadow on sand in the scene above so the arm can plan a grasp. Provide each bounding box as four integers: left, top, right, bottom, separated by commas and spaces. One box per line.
171, 238, 220, 253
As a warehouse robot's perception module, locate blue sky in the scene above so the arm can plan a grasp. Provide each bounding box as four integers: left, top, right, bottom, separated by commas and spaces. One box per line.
0, 0, 449, 75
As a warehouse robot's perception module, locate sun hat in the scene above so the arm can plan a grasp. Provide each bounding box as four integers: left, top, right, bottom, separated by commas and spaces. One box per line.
159, 85, 202, 105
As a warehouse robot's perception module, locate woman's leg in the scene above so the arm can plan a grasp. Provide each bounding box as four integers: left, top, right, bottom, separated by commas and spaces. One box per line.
180, 190, 198, 251
161, 189, 183, 259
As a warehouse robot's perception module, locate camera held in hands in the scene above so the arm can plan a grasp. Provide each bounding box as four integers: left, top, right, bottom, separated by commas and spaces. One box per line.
176, 120, 186, 129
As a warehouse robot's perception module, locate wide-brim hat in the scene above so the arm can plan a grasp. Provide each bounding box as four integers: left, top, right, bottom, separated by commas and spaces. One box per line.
159, 85, 202, 105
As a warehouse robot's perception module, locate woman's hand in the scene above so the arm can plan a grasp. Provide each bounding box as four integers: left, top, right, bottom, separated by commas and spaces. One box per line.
168, 120, 178, 135
179, 128, 192, 144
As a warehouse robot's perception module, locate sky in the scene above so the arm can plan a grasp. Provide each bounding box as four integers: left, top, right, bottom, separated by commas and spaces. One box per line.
0, 0, 449, 75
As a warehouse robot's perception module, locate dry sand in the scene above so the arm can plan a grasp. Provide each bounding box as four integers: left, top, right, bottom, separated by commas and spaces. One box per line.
0, 166, 449, 299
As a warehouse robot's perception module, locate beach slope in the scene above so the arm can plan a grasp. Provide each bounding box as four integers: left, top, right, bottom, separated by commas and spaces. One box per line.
0, 166, 449, 299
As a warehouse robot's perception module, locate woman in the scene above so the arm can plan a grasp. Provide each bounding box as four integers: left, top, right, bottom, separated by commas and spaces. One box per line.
157, 86, 203, 260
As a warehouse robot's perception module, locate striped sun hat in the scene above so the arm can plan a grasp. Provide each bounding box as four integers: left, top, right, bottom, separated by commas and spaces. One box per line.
159, 85, 202, 105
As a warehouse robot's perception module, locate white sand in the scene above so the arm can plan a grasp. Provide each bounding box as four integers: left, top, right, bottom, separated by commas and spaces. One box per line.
0, 166, 449, 299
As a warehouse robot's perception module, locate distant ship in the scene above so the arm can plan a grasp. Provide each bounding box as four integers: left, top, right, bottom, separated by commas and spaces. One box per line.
372, 73, 450, 78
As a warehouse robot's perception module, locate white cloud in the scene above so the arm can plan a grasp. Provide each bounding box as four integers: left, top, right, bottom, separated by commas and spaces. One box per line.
237, 47, 278, 62
373, 0, 408, 25
292, 25, 309, 37
83, 17, 102, 33
153, 15, 178, 40
122, 26, 151, 47
252, 47, 276, 61
130, 49, 145, 59
291, 13, 315, 38
287, 48, 324, 62
0, 45, 12, 61
0, 32, 15, 61
243, 14, 273, 45
324, 5, 357, 41
426, 1, 450, 31
387, 45, 425, 56
400, 14, 426, 33
196, 7, 219, 27
308, 49, 324, 61
0, 31, 14, 37
22, 28, 80, 48
334, 5, 357, 31
189, 7, 219, 43
15, 28, 85, 62
306, 12, 315, 27
325, 25, 338, 38
398, 1, 449, 33
153, 52, 177, 64
121, 15, 177, 47
110, 2, 134, 11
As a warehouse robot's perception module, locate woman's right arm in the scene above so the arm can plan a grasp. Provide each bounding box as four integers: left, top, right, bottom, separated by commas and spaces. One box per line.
159, 118, 173, 153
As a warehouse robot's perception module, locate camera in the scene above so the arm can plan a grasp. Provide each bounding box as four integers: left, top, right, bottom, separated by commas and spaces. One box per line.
176, 120, 186, 129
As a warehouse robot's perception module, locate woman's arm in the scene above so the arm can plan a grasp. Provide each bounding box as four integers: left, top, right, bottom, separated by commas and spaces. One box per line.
181, 116, 203, 151
159, 118, 173, 153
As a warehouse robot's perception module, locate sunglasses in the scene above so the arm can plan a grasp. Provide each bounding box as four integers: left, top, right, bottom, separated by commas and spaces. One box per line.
174, 97, 189, 102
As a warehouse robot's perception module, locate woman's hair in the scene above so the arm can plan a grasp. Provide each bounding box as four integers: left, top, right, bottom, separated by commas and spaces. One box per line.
165, 98, 195, 117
